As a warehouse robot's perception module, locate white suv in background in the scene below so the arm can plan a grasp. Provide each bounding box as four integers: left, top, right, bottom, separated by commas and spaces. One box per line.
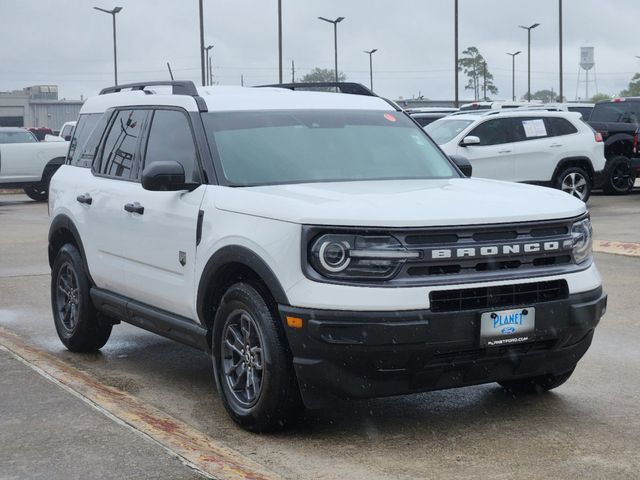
425, 110, 606, 202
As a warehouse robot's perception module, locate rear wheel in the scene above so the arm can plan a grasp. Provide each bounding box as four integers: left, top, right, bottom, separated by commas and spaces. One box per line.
23, 183, 48, 202
555, 166, 591, 202
499, 368, 575, 394
212, 282, 302, 432
603, 155, 636, 195
51, 244, 112, 352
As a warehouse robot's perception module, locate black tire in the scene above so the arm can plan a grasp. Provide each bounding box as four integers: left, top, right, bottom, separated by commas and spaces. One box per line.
554, 166, 592, 202
602, 155, 636, 195
23, 183, 48, 202
23, 166, 55, 202
51, 244, 112, 352
212, 282, 302, 432
498, 368, 575, 394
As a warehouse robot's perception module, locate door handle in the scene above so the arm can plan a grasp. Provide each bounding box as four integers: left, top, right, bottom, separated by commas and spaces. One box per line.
498, 150, 512, 154
550, 144, 563, 148
76, 193, 92, 205
124, 202, 144, 215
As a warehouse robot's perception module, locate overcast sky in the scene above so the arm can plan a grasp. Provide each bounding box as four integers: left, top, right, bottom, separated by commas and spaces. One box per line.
2, 0, 639, 102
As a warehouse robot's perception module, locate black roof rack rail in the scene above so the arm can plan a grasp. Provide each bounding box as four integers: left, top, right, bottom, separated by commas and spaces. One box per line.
98, 80, 207, 112
256, 82, 376, 97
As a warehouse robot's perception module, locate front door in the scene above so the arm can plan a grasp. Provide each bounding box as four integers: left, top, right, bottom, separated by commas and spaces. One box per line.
118, 108, 206, 319
458, 118, 516, 181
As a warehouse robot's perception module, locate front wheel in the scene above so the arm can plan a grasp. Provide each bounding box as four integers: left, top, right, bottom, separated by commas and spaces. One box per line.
212, 283, 302, 432
498, 368, 575, 394
602, 155, 636, 195
51, 244, 112, 352
555, 166, 591, 202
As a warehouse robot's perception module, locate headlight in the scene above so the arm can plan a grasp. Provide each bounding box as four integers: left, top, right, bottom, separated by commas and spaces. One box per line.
309, 234, 420, 279
570, 217, 593, 264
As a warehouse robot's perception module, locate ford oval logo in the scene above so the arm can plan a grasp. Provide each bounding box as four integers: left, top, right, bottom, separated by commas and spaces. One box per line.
501, 326, 516, 334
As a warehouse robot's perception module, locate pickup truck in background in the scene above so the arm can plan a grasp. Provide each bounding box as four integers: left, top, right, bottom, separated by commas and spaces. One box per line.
588, 97, 640, 194
45, 121, 77, 142
0, 127, 69, 201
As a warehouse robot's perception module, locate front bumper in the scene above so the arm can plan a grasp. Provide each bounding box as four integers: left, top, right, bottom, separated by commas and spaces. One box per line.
280, 287, 606, 409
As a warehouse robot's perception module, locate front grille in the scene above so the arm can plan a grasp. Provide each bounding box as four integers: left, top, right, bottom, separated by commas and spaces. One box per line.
429, 280, 569, 313
391, 217, 583, 285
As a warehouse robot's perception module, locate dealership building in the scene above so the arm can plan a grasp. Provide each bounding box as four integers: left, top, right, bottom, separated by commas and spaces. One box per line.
0, 85, 83, 131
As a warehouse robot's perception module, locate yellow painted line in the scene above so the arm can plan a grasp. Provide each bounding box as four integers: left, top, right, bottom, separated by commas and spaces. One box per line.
593, 240, 640, 258
0, 327, 283, 480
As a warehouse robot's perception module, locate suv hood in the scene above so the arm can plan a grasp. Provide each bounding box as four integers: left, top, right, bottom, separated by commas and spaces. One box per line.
214, 178, 586, 227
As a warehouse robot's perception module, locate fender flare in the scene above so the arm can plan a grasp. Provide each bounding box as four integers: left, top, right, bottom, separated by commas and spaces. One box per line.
48, 214, 93, 284
196, 245, 289, 325
603, 133, 634, 154
551, 156, 595, 182
42, 157, 66, 183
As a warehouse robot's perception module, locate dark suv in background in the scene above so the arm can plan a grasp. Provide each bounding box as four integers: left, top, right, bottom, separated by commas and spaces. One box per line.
588, 98, 640, 194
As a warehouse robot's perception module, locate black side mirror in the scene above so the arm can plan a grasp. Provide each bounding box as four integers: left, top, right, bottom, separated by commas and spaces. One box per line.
141, 161, 192, 191
450, 155, 472, 177
64, 135, 72, 141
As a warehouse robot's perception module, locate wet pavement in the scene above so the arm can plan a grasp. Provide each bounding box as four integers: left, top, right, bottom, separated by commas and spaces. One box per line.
1, 191, 639, 479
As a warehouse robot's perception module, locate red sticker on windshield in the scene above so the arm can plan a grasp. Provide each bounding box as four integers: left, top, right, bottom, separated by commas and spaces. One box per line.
384, 113, 397, 122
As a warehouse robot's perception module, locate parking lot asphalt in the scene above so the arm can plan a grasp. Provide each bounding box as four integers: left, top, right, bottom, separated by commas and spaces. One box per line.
1, 189, 639, 480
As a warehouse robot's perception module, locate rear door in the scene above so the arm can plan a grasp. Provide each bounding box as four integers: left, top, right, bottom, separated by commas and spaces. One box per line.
118, 108, 206, 319
79, 108, 150, 295
458, 118, 516, 180
509, 116, 559, 182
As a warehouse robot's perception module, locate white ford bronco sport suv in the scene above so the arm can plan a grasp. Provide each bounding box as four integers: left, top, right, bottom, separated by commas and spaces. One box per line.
48, 81, 607, 432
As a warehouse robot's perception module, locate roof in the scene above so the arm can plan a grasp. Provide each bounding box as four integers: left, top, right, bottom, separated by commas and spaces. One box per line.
447, 109, 582, 121
81, 84, 393, 115
0, 127, 30, 132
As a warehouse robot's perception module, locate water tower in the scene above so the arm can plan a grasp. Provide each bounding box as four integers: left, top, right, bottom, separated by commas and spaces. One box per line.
576, 46, 598, 100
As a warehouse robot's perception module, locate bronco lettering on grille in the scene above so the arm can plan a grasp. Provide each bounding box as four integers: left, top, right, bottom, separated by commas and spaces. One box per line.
430, 241, 563, 260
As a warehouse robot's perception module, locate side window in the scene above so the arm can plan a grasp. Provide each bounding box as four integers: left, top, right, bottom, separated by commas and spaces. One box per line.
469, 119, 512, 146
143, 109, 201, 182
99, 109, 148, 179
547, 117, 578, 137
61, 124, 74, 141
512, 117, 549, 142
67, 113, 103, 167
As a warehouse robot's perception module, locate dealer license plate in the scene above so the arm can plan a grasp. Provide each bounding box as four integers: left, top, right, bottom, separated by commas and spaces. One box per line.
480, 307, 535, 347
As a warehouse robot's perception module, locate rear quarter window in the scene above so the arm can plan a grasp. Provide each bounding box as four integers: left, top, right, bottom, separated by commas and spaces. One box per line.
67, 113, 105, 168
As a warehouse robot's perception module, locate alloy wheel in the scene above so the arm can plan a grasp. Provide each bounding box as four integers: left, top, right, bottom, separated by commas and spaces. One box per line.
561, 172, 588, 200
221, 309, 265, 407
56, 262, 79, 332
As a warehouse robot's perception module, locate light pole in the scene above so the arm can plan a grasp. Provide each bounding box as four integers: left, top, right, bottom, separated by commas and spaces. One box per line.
278, 0, 283, 83
205, 45, 213, 86
93, 6, 123, 86
318, 16, 345, 87
454, 0, 459, 107
559, 0, 563, 101
364, 49, 378, 92
519, 23, 540, 102
198, 0, 205, 86
506, 51, 522, 101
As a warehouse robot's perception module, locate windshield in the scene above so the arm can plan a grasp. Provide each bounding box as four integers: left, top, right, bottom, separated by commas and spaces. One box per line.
203, 110, 457, 186
425, 119, 474, 145
0, 130, 37, 144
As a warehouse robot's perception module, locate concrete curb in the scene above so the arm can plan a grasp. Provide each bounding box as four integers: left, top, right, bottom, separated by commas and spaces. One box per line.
593, 240, 640, 258
0, 327, 284, 480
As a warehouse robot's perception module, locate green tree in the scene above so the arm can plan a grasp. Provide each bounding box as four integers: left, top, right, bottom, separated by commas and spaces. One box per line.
458, 47, 498, 100
300, 68, 346, 83
529, 89, 557, 103
620, 73, 640, 97
590, 93, 611, 102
